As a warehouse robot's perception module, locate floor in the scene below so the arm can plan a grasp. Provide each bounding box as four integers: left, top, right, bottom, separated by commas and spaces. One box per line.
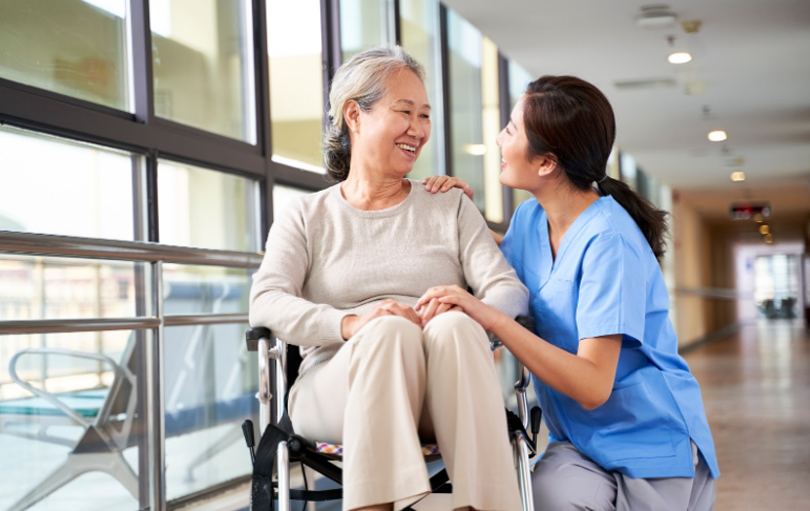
684, 319, 810, 511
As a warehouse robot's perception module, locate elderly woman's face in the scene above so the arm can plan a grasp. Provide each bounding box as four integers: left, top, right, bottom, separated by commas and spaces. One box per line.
354, 69, 431, 176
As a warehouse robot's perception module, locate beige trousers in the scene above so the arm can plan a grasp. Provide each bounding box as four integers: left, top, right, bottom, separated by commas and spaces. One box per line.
288, 312, 522, 511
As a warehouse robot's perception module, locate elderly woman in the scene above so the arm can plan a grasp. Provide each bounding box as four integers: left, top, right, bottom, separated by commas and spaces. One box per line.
249, 46, 528, 511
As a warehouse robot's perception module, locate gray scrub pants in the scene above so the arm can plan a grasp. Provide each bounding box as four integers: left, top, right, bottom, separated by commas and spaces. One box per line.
532, 441, 715, 511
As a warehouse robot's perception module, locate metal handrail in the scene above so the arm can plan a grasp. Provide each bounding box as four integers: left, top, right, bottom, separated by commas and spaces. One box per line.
0, 230, 263, 268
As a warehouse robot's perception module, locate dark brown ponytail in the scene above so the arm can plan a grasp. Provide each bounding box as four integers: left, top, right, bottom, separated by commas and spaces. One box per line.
522, 76, 669, 260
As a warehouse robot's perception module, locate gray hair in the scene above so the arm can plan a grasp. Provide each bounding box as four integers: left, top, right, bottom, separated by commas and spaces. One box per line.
323, 46, 426, 181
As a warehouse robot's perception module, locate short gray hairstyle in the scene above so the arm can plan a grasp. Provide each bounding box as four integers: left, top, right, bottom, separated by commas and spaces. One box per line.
323, 46, 426, 181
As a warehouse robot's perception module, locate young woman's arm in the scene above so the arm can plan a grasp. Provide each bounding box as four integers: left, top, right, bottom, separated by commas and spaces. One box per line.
417, 285, 621, 410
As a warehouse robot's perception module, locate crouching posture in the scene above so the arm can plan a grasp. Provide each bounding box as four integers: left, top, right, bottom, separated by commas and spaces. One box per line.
249, 46, 529, 511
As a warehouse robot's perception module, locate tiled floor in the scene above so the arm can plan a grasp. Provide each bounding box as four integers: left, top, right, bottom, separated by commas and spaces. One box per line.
684, 319, 810, 511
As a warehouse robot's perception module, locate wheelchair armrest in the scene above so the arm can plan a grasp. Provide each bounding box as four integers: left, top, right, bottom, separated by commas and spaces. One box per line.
246, 327, 273, 352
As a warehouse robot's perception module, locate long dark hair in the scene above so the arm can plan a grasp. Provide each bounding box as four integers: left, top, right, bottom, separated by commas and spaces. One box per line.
522, 75, 669, 260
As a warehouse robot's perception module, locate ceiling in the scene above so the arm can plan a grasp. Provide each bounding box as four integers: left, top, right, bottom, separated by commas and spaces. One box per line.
441, 0, 810, 191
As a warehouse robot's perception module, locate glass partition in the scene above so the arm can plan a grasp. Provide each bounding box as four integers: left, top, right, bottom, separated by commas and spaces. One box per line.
0, 254, 146, 322
0, 329, 146, 511
0, 125, 136, 240
0, 0, 130, 111
267, 0, 326, 172
340, 0, 393, 62
157, 160, 260, 252
447, 9, 485, 211
151, 0, 256, 143
400, 0, 443, 181
164, 321, 256, 500
481, 37, 503, 223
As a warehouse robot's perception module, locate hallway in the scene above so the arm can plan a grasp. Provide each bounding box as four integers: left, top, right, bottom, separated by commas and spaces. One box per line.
684, 320, 810, 511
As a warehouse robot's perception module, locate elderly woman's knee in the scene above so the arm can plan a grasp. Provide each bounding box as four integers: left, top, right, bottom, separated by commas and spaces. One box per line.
352, 315, 423, 354
422, 311, 487, 349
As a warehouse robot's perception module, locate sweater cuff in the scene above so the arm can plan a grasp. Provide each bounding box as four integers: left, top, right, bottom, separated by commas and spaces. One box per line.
317, 307, 350, 344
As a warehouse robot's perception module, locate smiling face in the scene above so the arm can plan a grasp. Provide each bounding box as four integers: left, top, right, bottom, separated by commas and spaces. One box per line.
496, 96, 545, 192
347, 68, 431, 178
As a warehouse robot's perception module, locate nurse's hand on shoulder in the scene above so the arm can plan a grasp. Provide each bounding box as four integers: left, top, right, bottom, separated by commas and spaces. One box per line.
422, 175, 474, 200
417, 285, 502, 331
341, 299, 420, 340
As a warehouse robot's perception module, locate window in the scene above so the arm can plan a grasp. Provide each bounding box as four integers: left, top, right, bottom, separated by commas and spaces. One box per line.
267, 0, 325, 172
164, 322, 255, 500
340, 0, 395, 62
0, 0, 130, 111
481, 37, 503, 223
151, 0, 256, 143
0, 125, 136, 240
400, 0, 444, 181
157, 160, 260, 252
447, 10, 485, 211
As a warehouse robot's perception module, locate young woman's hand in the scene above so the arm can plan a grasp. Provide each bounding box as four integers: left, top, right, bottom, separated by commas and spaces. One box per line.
416, 298, 464, 328
341, 299, 420, 339
422, 175, 474, 201
416, 285, 505, 331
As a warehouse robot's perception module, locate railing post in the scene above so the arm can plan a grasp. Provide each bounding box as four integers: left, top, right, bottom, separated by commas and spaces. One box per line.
147, 260, 167, 511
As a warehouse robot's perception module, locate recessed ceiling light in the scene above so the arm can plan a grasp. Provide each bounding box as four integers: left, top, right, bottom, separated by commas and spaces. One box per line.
464, 144, 487, 156
764, 233, 774, 244
709, 130, 728, 142
668, 52, 692, 64
731, 171, 745, 182
759, 224, 770, 235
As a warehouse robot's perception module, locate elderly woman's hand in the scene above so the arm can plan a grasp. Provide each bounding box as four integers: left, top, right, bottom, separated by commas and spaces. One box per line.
341, 299, 421, 340
417, 285, 506, 332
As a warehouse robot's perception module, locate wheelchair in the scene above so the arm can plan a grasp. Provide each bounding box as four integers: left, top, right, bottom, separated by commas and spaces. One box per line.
243, 316, 541, 511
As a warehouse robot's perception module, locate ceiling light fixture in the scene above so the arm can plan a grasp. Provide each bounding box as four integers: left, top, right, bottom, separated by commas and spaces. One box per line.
464, 144, 487, 156
709, 130, 727, 142
668, 52, 692, 64
731, 171, 745, 182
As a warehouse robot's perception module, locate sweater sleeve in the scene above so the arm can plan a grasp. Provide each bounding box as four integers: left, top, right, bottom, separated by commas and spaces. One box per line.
456, 195, 529, 320
248, 199, 346, 346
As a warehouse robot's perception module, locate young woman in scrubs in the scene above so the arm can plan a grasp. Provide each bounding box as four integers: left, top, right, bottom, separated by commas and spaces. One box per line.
417, 75, 719, 511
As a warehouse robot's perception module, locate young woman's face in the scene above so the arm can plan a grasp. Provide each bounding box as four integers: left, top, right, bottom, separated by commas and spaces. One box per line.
352, 69, 431, 177
496, 96, 542, 192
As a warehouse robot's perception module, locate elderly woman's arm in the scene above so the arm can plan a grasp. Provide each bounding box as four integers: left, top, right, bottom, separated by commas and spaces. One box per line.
249, 200, 347, 346
456, 196, 529, 319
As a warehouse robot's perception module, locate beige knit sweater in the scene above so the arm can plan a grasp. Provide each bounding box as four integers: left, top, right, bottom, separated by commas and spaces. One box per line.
249, 180, 529, 377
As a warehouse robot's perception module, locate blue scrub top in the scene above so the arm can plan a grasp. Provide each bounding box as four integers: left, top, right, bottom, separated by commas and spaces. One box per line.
501, 195, 719, 479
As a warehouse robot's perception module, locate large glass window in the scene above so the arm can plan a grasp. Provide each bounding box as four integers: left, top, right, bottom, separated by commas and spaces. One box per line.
0, 0, 130, 111
0, 125, 136, 240
164, 321, 256, 500
447, 10, 485, 211
0, 255, 144, 322
157, 160, 260, 252
400, 0, 443, 181
481, 37, 503, 223
0, 329, 146, 511
507, 61, 534, 210
340, 0, 394, 62
267, 0, 325, 172
151, 0, 256, 143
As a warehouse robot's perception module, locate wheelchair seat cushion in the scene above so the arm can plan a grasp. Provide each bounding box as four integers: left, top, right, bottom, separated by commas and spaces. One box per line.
314, 441, 440, 458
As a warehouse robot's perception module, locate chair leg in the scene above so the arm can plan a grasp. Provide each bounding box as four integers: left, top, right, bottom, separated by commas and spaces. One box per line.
277, 440, 291, 511
514, 433, 536, 511
6, 451, 138, 511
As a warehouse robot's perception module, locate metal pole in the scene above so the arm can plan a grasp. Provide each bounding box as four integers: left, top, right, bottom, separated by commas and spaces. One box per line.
147, 260, 167, 511
258, 337, 271, 433
276, 441, 291, 511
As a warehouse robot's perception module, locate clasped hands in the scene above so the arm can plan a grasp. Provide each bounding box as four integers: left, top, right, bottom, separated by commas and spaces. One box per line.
340, 285, 503, 340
